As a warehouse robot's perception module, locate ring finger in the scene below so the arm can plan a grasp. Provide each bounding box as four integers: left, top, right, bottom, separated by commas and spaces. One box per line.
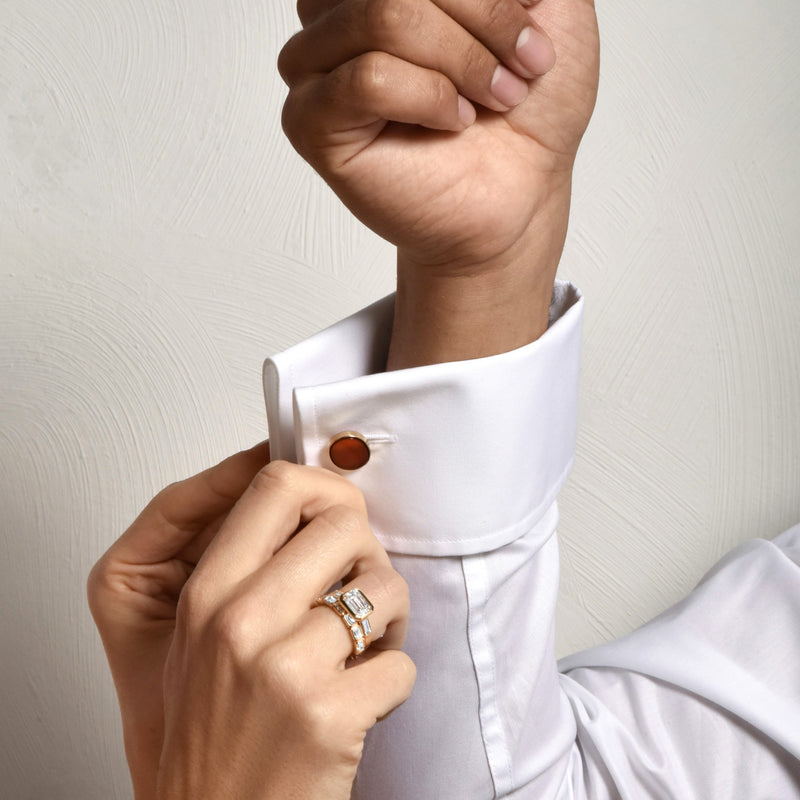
304, 566, 410, 665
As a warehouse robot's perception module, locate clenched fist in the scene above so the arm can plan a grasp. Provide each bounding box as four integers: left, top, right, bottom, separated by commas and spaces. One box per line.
279, 0, 599, 273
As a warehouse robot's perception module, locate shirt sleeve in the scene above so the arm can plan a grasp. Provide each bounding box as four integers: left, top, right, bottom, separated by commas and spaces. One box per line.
557, 524, 800, 799
264, 281, 584, 798
262, 283, 800, 799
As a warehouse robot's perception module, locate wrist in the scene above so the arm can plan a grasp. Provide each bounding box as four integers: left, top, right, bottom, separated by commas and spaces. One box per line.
387, 184, 571, 369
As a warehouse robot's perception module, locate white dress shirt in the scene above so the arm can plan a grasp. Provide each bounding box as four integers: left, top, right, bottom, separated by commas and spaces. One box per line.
263, 282, 800, 799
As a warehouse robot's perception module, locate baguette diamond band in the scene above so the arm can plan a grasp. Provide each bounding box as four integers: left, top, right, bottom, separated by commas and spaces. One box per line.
316, 588, 374, 658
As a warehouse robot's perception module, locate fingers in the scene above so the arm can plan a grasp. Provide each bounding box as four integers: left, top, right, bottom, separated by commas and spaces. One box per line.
188, 461, 368, 602
257, 580, 414, 723
433, 0, 556, 79
263, 502, 391, 609
112, 442, 270, 564
283, 53, 474, 161
157, 456, 413, 755
279, 0, 553, 114
303, 566, 410, 664
184, 482, 398, 646
342, 649, 417, 725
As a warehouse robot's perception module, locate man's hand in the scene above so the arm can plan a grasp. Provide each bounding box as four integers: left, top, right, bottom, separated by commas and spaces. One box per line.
279, 0, 599, 365
279, 0, 599, 269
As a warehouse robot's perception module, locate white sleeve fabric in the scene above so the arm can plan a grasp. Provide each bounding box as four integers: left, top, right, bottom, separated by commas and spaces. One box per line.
263, 281, 800, 799
558, 525, 800, 799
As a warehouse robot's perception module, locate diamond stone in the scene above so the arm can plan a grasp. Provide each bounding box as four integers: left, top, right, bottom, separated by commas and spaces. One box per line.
351, 624, 364, 640
343, 614, 355, 626
362, 618, 372, 637
355, 640, 365, 653
341, 589, 373, 620
324, 594, 339, 605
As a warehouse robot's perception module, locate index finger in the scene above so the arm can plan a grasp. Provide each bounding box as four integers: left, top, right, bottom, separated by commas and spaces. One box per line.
189, 460, 370, 604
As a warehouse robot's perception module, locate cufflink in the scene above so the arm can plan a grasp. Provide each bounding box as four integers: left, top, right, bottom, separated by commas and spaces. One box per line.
329, 431, 370, 470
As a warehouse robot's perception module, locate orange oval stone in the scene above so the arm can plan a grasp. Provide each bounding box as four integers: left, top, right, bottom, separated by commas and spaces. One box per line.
329, 432, 370, 470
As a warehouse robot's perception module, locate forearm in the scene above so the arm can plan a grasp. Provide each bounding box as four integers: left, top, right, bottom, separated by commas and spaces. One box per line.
387, 181, 571, 370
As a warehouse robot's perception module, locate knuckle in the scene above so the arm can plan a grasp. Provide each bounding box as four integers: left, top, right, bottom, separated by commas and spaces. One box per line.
295, 0, 316, 27
343, 480, 368, 514
461, 38, 493, 84
86, 558, 111, 617
321, 469, 368, 513
277, 33, 301, 84
319, 503, 366, 538
385, 568, 410, 609
151, 479, 184, 512
323, 504, 364, 532
258, 638, 297, 687
155, 479, 181, 500
298, 689, 339, 739
430, 72, 454, 114
86, 556, 106, 591
258, 641, 320, 710
374, 653, 417, 722
276, 47, 291, 85
387, 650, 417, 689
281, 94, 300, 145
483, 0, 510, 31
251, 459, 300, 497
370, 565, 409, 609
363, 0, 418, 44
349, 51, 391, 98
209, 600, 260, 658
281, 91, 306, 153
176, 572, 214, 627
322, 504, 369, 538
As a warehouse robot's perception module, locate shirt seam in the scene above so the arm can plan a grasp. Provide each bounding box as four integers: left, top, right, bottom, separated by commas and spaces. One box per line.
463, 553, 514, 797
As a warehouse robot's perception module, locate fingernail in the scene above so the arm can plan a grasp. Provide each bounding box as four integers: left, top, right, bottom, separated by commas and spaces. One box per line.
516, 27, 556, 75
491, 65, 528, 108
458, 95, 477, 127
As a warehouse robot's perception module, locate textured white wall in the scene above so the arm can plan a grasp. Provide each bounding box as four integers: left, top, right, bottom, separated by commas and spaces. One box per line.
0, 1, 797, 796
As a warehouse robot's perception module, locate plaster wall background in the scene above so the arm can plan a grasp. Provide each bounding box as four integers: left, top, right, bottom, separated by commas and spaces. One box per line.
1, 1, 798, 796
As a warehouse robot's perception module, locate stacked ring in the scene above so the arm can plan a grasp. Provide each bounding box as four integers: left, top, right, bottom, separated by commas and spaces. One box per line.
315, 588, 375, 658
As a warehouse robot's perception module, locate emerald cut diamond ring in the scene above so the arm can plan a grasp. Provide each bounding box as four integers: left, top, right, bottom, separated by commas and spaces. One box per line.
314, 588, 375, 659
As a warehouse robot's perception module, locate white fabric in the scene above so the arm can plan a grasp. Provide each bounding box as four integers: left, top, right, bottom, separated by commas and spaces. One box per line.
263, 282, 800, 799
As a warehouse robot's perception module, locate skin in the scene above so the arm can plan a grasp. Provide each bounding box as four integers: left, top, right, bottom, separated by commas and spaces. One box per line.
280, 0, 599, 365
88, 0, 600, 797
89, 451, 413, 799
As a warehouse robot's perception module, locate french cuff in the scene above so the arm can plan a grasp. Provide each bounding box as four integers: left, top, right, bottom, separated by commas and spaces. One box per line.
263, 281, 583, 557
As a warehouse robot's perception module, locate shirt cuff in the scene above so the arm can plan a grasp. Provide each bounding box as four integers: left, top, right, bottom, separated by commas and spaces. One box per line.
263, 280, 583, 557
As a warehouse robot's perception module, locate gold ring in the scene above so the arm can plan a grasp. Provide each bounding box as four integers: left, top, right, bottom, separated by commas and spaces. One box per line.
315, 588, 374, 658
